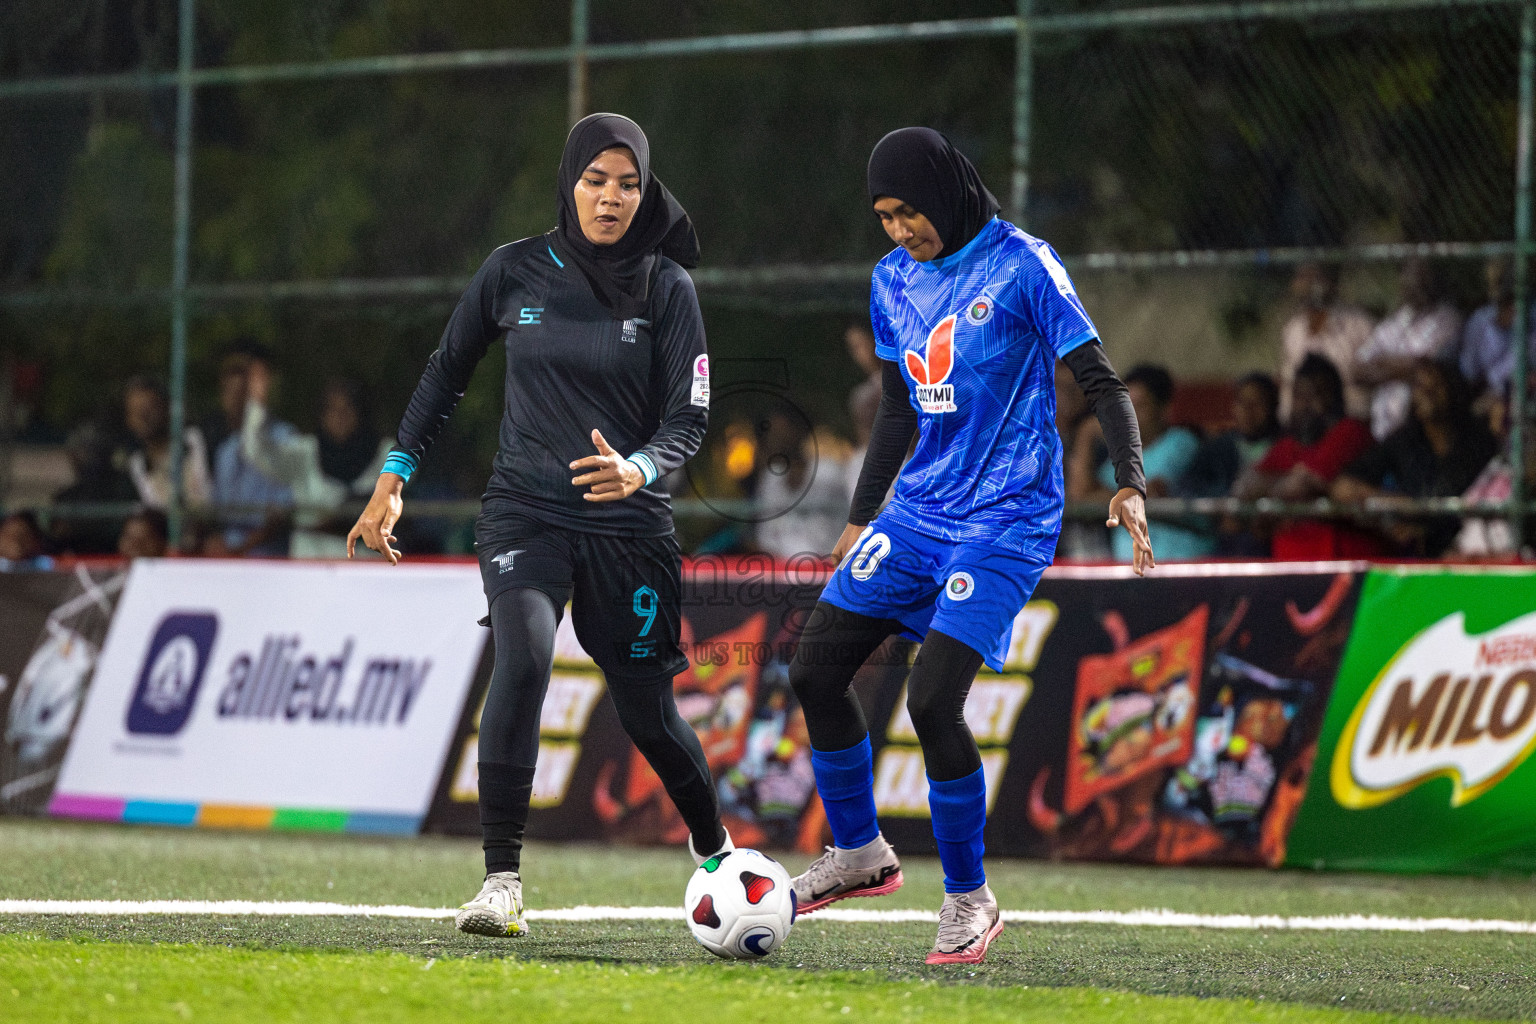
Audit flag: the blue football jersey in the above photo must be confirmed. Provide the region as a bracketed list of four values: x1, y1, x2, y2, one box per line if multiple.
[870, 216, 1098, 555]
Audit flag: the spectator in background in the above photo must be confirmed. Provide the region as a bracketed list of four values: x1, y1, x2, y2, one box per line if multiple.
[117, 508, 169, 560]
[241, 367, 391, 557]
[122, 375, 213, 511]
[1458, 257, 1535, 432]
[209, 343, 295, 556]
[50, 420, 139, 555]
[1354, 258, 1464, 441]
[0, 511, 54, 572]
[1332, 359, 1496, 557]
[1073, 364, 1212, 561]
[1279, 262, 1374, 422]
[1236, 355, 1378, 559]
[753, 410, 851, 560]
[1181, 372, 1282, 498]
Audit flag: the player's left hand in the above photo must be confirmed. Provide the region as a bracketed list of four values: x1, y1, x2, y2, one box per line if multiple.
[1107, 487, 1155, 576]
[571, 428, 644, 502]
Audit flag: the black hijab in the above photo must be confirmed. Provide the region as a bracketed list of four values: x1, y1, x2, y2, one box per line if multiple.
[866, 127, 1000, 258]
[552, 113, 700, 320]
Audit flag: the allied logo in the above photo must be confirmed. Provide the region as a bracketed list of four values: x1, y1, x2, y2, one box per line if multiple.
[946, 571, 976, 602]
[965, 297, 993, 325]
[906, 314, 958, 414]
[1331, 610, 1536, 809]
[492, 549, 525, 575]
[126, 612, 218, 736]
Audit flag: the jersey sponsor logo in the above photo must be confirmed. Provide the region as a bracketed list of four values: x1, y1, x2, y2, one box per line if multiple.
[1331, 610, 1536, 809]
[905, 314, 957, 414]
[1032, 243, 1079, 303]
[126, 613, 219, 736]
[492, 549, 525, 575]
[945, 571, 976, 602]
[965, 296, 993, 325]
[621, 318, 647, 343]
[518, 307, 544, 325]
[691, 354, 710, 408]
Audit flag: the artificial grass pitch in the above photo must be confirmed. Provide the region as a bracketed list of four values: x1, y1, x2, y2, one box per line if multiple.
[0, 935, 1504, 1024]
[2, 820, 1536, 1021]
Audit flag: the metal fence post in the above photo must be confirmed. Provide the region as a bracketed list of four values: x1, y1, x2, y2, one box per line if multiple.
[569, 0, 589, 126]
[167, 0, 196, 548]
[1511, 2, 1535, 552]
[1010, 0, 1034, 227]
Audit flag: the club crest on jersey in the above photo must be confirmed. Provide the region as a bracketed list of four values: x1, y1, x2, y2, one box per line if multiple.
[906, 314, 958, 414]
[965, 296, 993, 325]
[946, 571, 976, 601]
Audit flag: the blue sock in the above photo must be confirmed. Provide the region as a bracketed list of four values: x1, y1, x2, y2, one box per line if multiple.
[810, 737, 880, 849]
[928, 767, 987, 894]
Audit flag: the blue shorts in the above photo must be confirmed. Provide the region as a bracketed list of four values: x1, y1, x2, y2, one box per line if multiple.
[819, 517, 1052, 672]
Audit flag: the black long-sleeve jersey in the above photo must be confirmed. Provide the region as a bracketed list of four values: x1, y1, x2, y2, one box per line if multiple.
[390, 233, 709, 536]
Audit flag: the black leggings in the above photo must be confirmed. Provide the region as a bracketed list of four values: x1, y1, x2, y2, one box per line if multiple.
[477, 587, 724, 875]
[788, 601, 985, 782]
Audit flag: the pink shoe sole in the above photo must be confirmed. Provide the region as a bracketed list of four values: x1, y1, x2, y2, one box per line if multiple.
[925, 917, 1004, 965]
[795, 870, 905, 917]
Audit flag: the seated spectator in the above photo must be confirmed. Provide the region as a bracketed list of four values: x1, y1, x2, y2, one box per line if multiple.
[50, 420, 139, 555]
[1180, 372, 1282, 498]
[209, 343, 296, 557]
[121, 375, 213, 511]
[240, 368, 391, 557]
[1075, 364, 1213, 561]
[1279, 262, 1375, 422]
[753, 411, 851, 560]
[1236, 355, 1379, 559]
[117, 508, 169, 560]
[0, 511, 55, 572]
[1354, 258, 1464, 441]
[1332, 360, 1497, 557]
[1458, 257, 1535, 432]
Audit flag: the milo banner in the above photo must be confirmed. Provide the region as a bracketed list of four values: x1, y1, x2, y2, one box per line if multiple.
[427, 561, 1360, 869]
[1286, 567, 1536, 873]
[0, 567, 126, 815]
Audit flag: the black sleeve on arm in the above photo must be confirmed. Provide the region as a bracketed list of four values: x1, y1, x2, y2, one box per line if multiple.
[389, 253, 505, 470]
[633, 271, 709, 483]
[1063, 341, 1146, 496]
[848, 359, 918, 526]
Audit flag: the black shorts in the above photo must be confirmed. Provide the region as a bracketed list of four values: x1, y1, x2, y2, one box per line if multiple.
[475, 504, 687, 681]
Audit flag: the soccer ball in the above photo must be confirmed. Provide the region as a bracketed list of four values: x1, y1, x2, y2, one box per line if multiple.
[684, 848, 796, 959]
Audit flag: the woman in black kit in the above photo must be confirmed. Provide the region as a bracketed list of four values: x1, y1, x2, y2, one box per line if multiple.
[349, 114, 730, 937]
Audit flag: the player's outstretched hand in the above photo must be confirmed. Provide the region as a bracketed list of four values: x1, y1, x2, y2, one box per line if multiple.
[348, 473, 405, 564]
[1107, 487, 1155, 577]
[830, 522, 865, 564]
[571, 428, 644, 502]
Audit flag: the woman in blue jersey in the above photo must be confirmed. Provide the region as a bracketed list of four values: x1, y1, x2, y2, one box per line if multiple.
[788, 128, 1153, 965]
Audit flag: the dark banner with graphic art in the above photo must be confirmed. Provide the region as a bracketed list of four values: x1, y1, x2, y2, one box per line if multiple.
[425, 561, 1361, 870]
[0, 566, 126, 815]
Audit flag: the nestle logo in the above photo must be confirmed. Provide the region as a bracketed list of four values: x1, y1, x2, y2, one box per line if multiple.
[126, 613, 219, 735]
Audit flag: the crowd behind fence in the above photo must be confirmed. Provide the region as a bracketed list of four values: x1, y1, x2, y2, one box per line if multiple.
[0, 0, 1532, 561]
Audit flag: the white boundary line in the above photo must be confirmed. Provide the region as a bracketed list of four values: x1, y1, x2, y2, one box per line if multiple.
[2, 900, 1535, 934]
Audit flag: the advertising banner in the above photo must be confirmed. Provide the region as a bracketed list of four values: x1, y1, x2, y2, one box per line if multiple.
[429, 560, 1359, 869]
[1286, 567, 1536, 872]
[0, 567, 126, 814]
[51, 560, 486, 834]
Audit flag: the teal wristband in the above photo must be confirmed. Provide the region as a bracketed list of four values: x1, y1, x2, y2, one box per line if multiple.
[381, 452, 418, 483]
[625, 452, 659, 486]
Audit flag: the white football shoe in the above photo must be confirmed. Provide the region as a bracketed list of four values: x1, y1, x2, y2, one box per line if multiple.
[454, 871, 528, 937]
[791, 834, 904, 915]
[689, 827, 735, 866]
[925, 884, 1003, 965]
